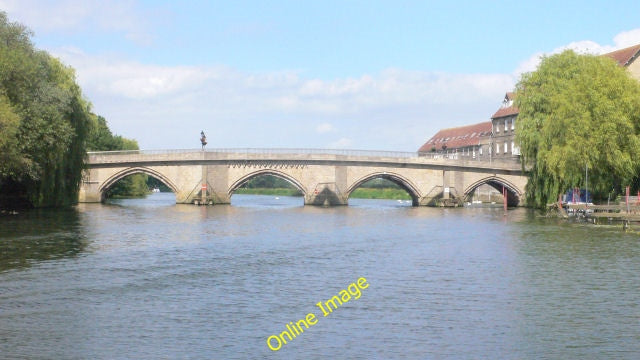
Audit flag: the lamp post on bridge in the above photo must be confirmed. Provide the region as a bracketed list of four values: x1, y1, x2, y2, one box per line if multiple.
[200, 131, 207, 150]
[200, 130, 209, 204]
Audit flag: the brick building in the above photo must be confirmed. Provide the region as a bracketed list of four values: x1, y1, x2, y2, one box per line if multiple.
[417, 121, 492, 159]
[490, 92, 519, 157]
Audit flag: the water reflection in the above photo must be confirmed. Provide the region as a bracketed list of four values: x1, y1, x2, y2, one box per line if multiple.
[0, 208, 87, 272]
[1, 193, 639, 358]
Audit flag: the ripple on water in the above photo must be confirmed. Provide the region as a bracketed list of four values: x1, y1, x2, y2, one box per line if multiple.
[1, 194, 639, 359]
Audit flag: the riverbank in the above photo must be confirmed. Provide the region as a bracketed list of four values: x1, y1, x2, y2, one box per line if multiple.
[349, 188, 411, 200]
[234, 188, 303, 196]
[0, 194, 33, 212]
[233, 187, 412, 199]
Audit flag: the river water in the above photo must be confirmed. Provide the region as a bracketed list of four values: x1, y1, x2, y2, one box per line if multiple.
[0, 193, 638, 359]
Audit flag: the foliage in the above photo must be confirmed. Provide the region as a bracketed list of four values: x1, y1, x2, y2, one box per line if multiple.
[0, 12, 145, 207]
[515, 50, 640, 208]
[86, 114, 139, 151]
[146, 177, 171, 192]
[234, 188, 303, 196]
[349, 188, 411, 200]
[85, 117, 149, 197]
[239, 175, 297, 189]
[235, 175, 409, 199]
[105, 174, 149, 198]
[0, 12, 92, 207]
[358, 178, 402, 189]
[0, 95, 24, 177]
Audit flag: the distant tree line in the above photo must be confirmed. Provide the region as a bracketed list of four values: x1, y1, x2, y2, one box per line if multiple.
[358, 178, 401, 189]
[240, 175, 294, 189]
[0, 12, 144, 208]
[239, 175, 402, 190]
[86, 115, 149, 198]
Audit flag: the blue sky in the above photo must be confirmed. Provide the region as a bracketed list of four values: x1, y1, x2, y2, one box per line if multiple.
[2, 0, 640, 150]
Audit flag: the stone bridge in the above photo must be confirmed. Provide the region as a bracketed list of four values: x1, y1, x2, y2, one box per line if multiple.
[79, 149, 528, 206]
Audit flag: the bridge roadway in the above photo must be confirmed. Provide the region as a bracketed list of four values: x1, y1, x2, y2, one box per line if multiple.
[79, 148, 527, 206]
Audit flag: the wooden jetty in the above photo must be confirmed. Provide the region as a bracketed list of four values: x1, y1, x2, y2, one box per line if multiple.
[562, 203, 640, 229]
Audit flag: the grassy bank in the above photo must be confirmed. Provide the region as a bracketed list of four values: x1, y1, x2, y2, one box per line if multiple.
[234, 188, 303, 196]
[108, 194, 150, 199]
[349, 188, 411, 200]
[235, 187, 411, 200]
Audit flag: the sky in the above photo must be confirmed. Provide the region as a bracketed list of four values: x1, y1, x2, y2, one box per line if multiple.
[2, 0, 640, 151]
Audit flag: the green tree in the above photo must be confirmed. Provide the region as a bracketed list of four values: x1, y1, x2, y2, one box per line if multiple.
[0, 12, 92, 207]
[0, 95, 26, 177]
[146, 176, 171, 192]
[86, 115, 119, 151]
[104, 137, 149, 198]
[515, 50, 640, 208]
[86, 114, 141, 152]
[0, 12, 147, 208]
[105, 174, 149, 198]
[240, 175, 295, 189]
[86, 120, 149, 197]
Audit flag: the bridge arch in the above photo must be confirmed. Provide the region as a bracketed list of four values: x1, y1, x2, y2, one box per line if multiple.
[346, 172, 422, 206]
[99, 166, 179, 201]
[227, 169, 307, 197]
[463, 176, 523, 207]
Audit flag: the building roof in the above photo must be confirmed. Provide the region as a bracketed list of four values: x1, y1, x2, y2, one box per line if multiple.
[491, 105, 519, 119]
[602, 44, 640, 66]
[491, 92, 519, 119]
[418, 121, 492, 152]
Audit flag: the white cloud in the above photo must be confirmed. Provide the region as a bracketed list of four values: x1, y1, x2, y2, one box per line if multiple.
[613, 29, 640, 49]
[4, 2, 640, 153]
[49, 47, 515, 151]
[316, 123, 335, 134]
[47, 32, 640, 152]
[514, 28, 640, 75]
[0, 0, 154, 45]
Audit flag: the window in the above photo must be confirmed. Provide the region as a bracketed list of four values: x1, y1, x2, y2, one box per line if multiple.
[495, 121, 500, 133]
[511, 118, 515, 130]
[496, 143, 500, 154]
[505, 119, 510, 132]
[513, 144, 520, 155]
[504, 142, 508, 153]
[479, 147, 483, 155]
[511, 141, 514, 154]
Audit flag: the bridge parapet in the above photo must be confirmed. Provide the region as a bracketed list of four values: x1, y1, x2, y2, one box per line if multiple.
[87, 148, 522, 171]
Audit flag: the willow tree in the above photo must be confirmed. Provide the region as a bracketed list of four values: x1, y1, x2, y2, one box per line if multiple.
[515, 50, 640, 208]
[0, 12, 91, 207]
